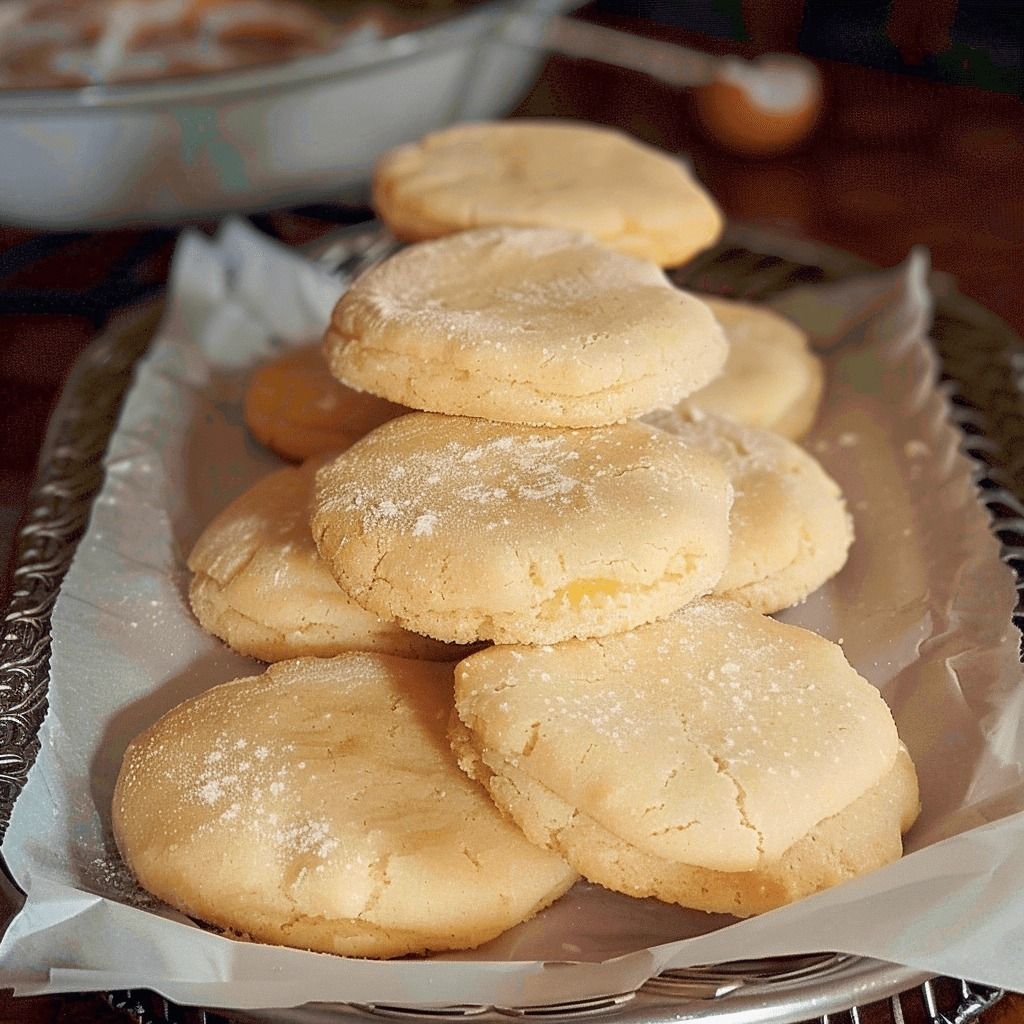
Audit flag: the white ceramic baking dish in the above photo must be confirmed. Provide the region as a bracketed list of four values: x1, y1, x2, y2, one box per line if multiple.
[0, 0, 571, 228]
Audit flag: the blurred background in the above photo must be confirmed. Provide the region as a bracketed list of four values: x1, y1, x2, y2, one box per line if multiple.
[597, 0, 1021, 93]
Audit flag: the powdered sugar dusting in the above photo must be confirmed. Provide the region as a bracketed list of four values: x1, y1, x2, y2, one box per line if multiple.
[644, 407, 793, 477]
[458, 599, 895, 858]
[172, 733, 345, 859]
[327, 421, 658, 538]
[412, 512, 439, 537]
[341, 225, 678, 358]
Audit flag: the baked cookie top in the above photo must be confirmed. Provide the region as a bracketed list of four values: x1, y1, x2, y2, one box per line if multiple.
[453, 716, 919, 917]
[683, 296, 824, 440]
[312, 413, 733, 645]
[243, 343, 406, 462]
[644, 409, 853, 612]
[325, 226, 727, 427]
[373, 120, 723, 267]
[113, 654, 577, 959]
[453, 599, 899, 873]
[188, 458, 460, 662]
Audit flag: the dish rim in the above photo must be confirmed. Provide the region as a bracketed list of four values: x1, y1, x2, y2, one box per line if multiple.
[0, 0, 567, 113]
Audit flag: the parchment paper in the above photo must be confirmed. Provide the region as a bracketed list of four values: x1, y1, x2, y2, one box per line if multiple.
[1, 220, 1022, 1008]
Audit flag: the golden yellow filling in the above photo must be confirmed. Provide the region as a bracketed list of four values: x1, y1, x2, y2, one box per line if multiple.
[558, 579, 625, 607]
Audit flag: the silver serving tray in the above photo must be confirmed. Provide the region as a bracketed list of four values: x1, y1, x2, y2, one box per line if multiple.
[1, 224, 1020, 1024]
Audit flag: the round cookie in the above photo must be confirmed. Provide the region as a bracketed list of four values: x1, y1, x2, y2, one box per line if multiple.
[244, 343, 406, 461]
[452, 599, 900, 874]
[644, 408, 853, 612]
[324, 226, 728, 428]
[373, 120, 723, 267]
[454, 724, 918, 917]
[682, 297, 824, 440]
[113, 654, 578, 959]
[312, 413, 733, 645]
[188, 458, 460, 662]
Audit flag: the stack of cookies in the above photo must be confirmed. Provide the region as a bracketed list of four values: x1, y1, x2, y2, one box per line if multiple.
[114, 121, 919, 961]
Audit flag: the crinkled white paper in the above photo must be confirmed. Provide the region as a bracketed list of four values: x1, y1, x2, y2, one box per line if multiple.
[1, 221, 1022, 1009]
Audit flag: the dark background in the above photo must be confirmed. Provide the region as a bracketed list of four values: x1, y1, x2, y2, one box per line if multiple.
[594, 0, 1023, 95]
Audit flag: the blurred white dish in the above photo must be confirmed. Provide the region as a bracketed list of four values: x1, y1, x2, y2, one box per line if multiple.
[0, 0, 567, 228]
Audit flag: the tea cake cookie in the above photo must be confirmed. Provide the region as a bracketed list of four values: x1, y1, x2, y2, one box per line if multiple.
[452, 600, 899, 873]
[645, 409, 853, 612]
[682, 297, 823, 440]
[188, 459, 459, 662]
[312, 413, 732, 645]
[454, 722, 918, 917]
[244, 343, 406, 461]
[113, 654, 578, 958]
[373, 120, 723, 267]
[325, 227, 727, 427]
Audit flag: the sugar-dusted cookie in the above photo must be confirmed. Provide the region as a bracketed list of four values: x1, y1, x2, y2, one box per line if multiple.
[454, 722, 918, 917]
[644, 409, 853, 612]
[312, 413, 733, 645]
[452, 600, 900, 874]
[113, 654, 577, 959]
[324, 227, 727, 428]
[188, 458, 460, 662]
[682, 297, 824, 440]
[373, 120, 723, 267]
[243, 343, 406, 461]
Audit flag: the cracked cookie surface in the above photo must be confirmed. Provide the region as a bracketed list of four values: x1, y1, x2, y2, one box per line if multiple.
[312, 413, 733, 645]
[113, 653, 577, 958]
[188, 458, 460, 662]
[644, 409, 853, 612]
[452, 599, 899, 874]
[452, 719, 918, 916]
[678, 297, 824, 440]
[324, 226, 727, 427]
[372, 120, 723, 267]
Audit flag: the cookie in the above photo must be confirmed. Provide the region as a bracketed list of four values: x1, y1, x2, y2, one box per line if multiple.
[452, 599, 900, 873]
[243, 343, 406, 461]
[188, 458, 460, 662]
[373, 120, 723, 267]
[312, 413, 733, 645]
[644, 409, 853, 612]
[324, 227, 727, 428]
[682, 297, 824, 440]
[454, 722, 918, 917]
[113, 654, 577, 958]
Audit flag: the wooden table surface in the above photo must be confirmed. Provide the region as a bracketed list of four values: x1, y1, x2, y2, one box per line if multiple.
[0, 8, 1022, 1022]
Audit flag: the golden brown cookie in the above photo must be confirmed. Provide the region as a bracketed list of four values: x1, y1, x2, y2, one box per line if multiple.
[113, 654, 578, 958]
[325, 227, 727, 427]
[683, 297, 824, 440]
[312, 413, 733, 645]
[188, 458, 460, 662]
[243, 343, 406, 461]
[373, 120, 723, 266]
[644, 409, 853, 612]
[453, 721, 918, 917]
[452, 600, 900, 874]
